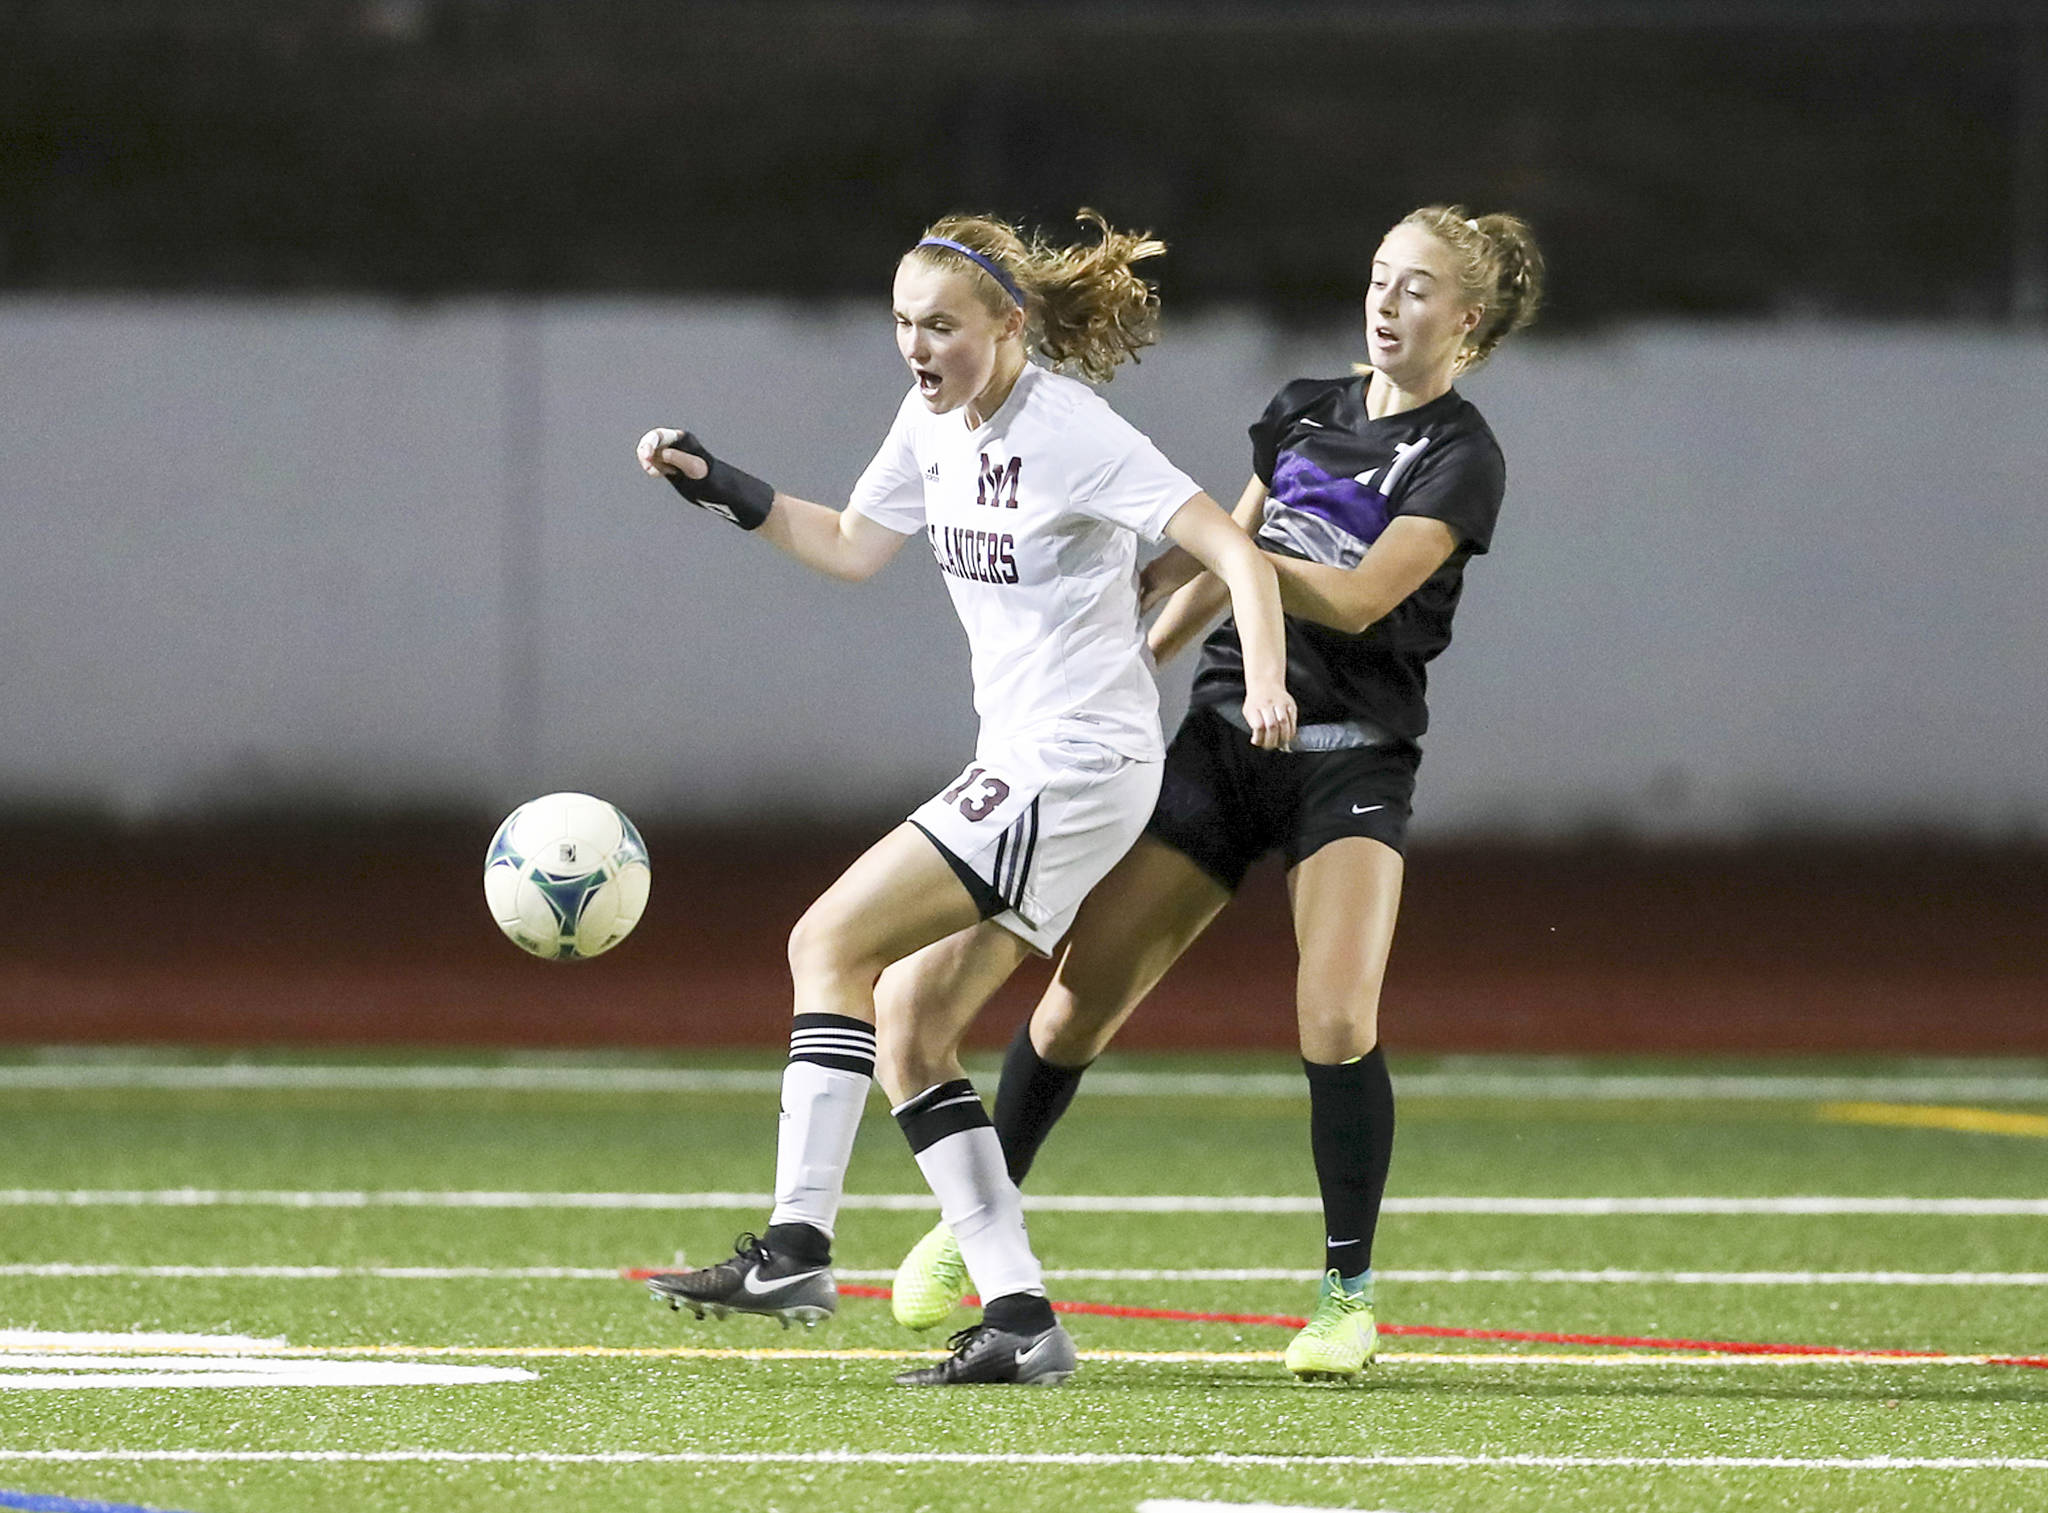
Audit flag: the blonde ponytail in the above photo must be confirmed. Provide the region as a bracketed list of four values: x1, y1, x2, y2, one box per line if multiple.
[1397, 205, 1546, 373]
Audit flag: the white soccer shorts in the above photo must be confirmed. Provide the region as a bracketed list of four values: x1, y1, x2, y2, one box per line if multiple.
[909, 738, 1163, 955]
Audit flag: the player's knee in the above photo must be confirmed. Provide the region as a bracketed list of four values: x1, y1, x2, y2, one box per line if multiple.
[1295, 983, 1380, 1062]
[871, 1005, 955, 1102]
[786, 902, 865, 987]
[1033, 986, 1123, 1064]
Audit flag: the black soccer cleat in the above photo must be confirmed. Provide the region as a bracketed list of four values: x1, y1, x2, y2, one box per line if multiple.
[644, 1232, 837, 1329]
[892, 1319, 1079, 1387]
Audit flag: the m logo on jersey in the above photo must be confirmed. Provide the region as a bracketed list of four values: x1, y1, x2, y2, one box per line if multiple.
[977, 452, 1022, 509]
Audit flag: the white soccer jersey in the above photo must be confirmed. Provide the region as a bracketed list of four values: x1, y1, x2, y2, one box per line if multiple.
[848, 363, 1198, 760]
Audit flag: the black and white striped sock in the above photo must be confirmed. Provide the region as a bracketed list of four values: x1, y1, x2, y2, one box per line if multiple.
[895, 1078, 1045, 1305]
[766, 1014, 877, 1243]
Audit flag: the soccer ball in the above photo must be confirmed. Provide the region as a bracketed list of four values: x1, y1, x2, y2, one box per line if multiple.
[483, 792, 651, 961]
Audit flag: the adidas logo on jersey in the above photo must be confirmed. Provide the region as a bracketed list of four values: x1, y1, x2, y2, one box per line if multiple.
[924, 462, 941, 481]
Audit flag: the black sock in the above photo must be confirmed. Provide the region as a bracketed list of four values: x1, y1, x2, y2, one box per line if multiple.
[762, 1221, 831, 1268]
[981, 1290, 1057, 1335]
[1304, 1048, 1395, 1279]
[991, 1019, 1089, 1185]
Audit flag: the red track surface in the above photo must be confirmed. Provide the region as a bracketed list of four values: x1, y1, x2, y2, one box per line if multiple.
[5, 819, 2045, 1052]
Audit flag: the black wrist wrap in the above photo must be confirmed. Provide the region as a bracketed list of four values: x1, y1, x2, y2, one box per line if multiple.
[662, 431, 775, 530]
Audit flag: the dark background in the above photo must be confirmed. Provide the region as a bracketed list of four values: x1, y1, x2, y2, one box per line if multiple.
[6, 2, 2045, 323]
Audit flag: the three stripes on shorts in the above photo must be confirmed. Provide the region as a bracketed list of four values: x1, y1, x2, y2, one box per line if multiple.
[989, 797, 1040, 914]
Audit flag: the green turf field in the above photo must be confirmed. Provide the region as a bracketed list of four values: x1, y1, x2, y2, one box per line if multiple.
[3, 1050, 2047, 1513]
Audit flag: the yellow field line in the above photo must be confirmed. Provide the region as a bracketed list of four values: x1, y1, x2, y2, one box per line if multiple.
[1820, 1102, 2048, 1138]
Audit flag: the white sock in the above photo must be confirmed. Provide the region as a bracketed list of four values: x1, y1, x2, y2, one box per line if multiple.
[767, 1015, 876, 1240]
[895, 1080, 1044, 1302]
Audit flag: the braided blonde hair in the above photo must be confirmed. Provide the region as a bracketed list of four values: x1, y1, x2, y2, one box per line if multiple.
[907, 209, 1165, 384]
[1396, 205, 1546, 373]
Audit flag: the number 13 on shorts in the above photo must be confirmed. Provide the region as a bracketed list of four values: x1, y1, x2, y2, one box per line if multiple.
[939, 765, 1013, 822]
[910, 741, 1162, 953]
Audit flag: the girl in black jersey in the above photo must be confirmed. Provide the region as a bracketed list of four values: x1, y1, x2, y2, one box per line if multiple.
[888, 205, 1546, 1381]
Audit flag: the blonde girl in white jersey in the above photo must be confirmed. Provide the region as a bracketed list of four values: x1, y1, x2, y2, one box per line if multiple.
[634, 210, 1295, 1386]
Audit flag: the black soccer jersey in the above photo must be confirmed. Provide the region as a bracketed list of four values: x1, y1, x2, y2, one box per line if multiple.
[1189, 375, 1506, 741]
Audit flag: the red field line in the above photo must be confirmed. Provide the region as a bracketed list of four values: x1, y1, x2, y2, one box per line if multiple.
[829, 1283, 1315, 1332]
[623, 1276, 2048, 1370]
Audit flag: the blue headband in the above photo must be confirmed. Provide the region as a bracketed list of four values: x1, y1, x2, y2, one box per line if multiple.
[915, 236, 1027, 308]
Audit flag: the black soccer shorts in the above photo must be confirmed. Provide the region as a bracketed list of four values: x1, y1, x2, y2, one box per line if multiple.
[1144, 704, 1421, 892]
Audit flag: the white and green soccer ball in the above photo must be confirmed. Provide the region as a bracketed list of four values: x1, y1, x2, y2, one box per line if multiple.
[484, 792, 651, 961]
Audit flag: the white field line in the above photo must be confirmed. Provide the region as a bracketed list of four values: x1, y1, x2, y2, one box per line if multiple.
[7, 1263, 2048, 1287]
[0, 1332, 536, 1388]
[2, 1449, 2046, 1471]
[5, 1189, 2048, 1215]
[0, 1360, 535, 1390]
[7, 1062, 2048, 1103]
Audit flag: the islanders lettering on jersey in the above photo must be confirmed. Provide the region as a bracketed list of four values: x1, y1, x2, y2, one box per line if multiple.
[929, 523, 1019, 585]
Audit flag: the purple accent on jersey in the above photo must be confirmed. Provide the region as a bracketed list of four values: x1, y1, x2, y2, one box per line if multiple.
[1269, 450, 1393, 546]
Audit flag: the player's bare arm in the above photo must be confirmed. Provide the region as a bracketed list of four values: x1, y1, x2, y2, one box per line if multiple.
[1148, 509, 1459, 660]
[1141, 473, 1267, 663]
[1161, 491, 1297, 750]
[638, 426, 908, 581]
[754, 496, 909, 582]
[1267, 515, 1460, 634]
[1138, 475, 1267, 614]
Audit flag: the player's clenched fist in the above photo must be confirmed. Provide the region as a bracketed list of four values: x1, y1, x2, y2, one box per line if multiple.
[1242, 689, 1299, 751]
[637, 428, 708, 482]
[636, 426, 777, 531]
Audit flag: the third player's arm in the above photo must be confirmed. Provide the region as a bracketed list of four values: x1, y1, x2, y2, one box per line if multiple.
[1149, 496, 1461, 661]
[1267, 515, 1460, 634]
[1161, 492, 1296, 749]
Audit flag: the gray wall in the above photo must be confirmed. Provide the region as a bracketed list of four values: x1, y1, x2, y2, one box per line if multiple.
[4, 298, 2044, 837]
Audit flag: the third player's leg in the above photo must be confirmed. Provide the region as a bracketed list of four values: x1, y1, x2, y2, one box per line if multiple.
[1029, 834, 1233, 1064]
[1281, 834, 1405, 1378]
[1288, 835, 1405, 1060]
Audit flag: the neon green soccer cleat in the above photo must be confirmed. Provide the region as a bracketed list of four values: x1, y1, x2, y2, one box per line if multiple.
[1283, 1269, 1378, 1381]
[890, 1221, 972, 1331]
